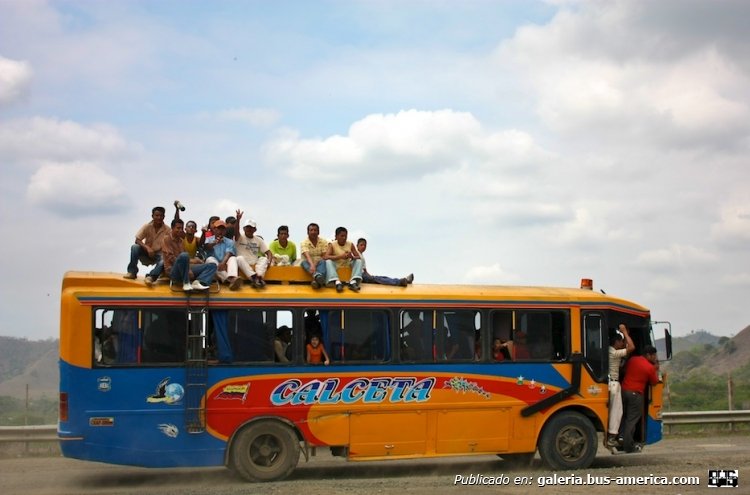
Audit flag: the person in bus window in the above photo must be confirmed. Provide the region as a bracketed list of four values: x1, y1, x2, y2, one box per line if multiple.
[513, 330, 530, 359]
[356, 238, 413, 287]
[493, 338, 512, 361]
[124, 206, 169, 282]
[607, 324, 634, 447]
[273, 326, 292, 363]
[301, 222, 329, 289]
[620, 345, 660, 453]
[306, 334, 330, 365]
[324, 227, 363, 292]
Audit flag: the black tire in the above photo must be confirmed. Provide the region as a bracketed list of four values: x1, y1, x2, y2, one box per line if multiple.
[229, 420, 300, 482]
[497, 452, 535, 469]
[538, 411, 597, 470]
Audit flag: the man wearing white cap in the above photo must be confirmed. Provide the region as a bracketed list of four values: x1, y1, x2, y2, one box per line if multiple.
[234, 209, 272, 288]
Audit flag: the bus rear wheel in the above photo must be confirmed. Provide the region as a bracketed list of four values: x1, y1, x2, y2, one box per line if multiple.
[538, 411, 596, 470]
[230, 421, 300, 482]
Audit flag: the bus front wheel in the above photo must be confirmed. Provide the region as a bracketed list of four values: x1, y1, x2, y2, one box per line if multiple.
[538, 411, 597, 470]
[229, 420, 300, 482]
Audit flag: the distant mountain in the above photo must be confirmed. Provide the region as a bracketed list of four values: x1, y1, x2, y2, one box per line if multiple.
[0, 337, 58, 400]
[660, 325, 750, 379]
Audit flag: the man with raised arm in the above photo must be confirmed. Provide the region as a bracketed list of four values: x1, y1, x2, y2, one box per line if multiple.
[160, 218, 217, 291]
[607, 323, 635, 447]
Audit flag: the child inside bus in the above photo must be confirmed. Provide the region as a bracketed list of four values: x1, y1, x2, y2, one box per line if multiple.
[492, 338, 512, 361]
[306, 335, 330, 365]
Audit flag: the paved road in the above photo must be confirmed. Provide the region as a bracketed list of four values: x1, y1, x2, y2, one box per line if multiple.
[1, 434, 747, 495]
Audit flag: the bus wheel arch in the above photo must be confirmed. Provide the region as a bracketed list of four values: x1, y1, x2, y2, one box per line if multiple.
[228, 418, 301, 482]
[538, 410, 597, 470]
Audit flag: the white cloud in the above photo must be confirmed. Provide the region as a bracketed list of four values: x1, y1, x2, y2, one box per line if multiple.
[27, 162, 129, 216]
[463, 263, 520, 285]
[720, 273, 750, 287]
[264, 109, 551, 184]
[0, 117, 137, 166]
[498, 1, 750, 148]
[633, 244, 717, 272]
[711, 199, 750, 248]
[0, 55, 32, 106]
[215, 107, 282, 128]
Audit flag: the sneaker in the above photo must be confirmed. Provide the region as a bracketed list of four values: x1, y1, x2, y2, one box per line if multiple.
[254, 278, 265, 288]
[311, 273, 324, 289]
[406, 273, 414, 284]
[123, 272, 137, 280]
[144, 276, 155, 287]
[606, 436, 618, 448]
[191, 280, 210, 290]
[229, 277, 242, 291]
[349, 281, 360, 292]
[336, 282, 344, 293]
[182, 283, 193, 292]
[399, 278, 408, 287]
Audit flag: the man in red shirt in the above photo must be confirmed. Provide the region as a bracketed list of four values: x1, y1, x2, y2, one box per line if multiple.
[620, 345, 660, 453]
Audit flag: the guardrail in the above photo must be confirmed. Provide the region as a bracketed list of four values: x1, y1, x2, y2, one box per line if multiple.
[0, 425, 57, 443]
[0, 411, 747, 443]
[662, 410, 750, 425]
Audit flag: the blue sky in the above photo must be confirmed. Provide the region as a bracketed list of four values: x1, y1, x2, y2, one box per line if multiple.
[1, 0, 749, 340]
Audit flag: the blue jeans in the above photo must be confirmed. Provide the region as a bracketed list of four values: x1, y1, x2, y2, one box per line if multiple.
[363, 271, 402, 286]
[301, 259, 326, 279]
[170, 253, 217, 285]
[127, 244, 162, 277]
[325, 259, 363, 284]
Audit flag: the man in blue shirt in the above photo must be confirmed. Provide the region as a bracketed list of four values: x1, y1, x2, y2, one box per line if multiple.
[204, 220, 242, 290]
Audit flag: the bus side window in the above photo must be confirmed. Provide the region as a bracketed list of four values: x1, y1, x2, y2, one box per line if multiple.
[440, 310, 479, 361]
[399, 310, 431, 362]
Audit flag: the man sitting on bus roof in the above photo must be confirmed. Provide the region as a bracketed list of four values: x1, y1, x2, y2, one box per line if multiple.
[160, 218, 217, 291]
[324, 226, 363, 292]
[204, 220, 242, 291]
[234, 209, 272, 288]
[124, 206, 169, 283]
[300, 222, 328, 289]
[356, 238, 413, 287]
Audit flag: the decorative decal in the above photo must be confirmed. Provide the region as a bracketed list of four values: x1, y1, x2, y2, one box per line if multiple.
[158, 423, 179, 438]
[97, 376, 111, 392]
[528, 379, 537, 389]
[216, 383, 250, 402]
[516, 375, 525, 385]
[539, 384, 547, 394]
[587, 385, 602, 396]
[443, 376, 490, 399]
[147, 377, 185, 404]
[270, 377, 435, 406]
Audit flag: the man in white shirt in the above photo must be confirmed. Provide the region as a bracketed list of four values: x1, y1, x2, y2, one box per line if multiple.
[234, 210, 272, 288]
[607, 323, 634, 447]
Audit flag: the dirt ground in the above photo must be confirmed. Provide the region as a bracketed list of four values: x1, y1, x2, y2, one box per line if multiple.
[1, 433, 747, 495]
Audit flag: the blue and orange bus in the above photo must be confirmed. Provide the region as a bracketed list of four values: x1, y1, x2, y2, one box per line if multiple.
[58, 270, 670, 481]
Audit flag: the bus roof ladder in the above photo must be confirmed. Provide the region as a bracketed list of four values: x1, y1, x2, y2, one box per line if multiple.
[185, 293, 209, 434]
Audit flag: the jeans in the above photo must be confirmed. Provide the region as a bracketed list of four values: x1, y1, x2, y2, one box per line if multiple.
[127, 244, 162, 277]
[324, 259, 363, 284]
[170, 253, 217, 285]
[621, 390, 644, 452]
[363, 271, 402, 286]
[301, 259, 326, 279]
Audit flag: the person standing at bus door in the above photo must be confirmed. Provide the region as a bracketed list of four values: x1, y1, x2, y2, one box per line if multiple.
[306, 335, 330, 365]
[607, 324, 635, 447]
[620, 345, 660, 453]
[233, 210, 272, 288]
[274, 326, 292, 363]
[160, 218, 217, 291]
[269, 225, 297, 265]
[323, 227, 364, 292]
[356, 238, 414, 287]
[300, 222, 329, 289]
[204, 220, 243, 290]
[125, 206, 169, 282]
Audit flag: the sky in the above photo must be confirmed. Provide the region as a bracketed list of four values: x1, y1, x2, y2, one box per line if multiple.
[1, 0, 748, 341]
